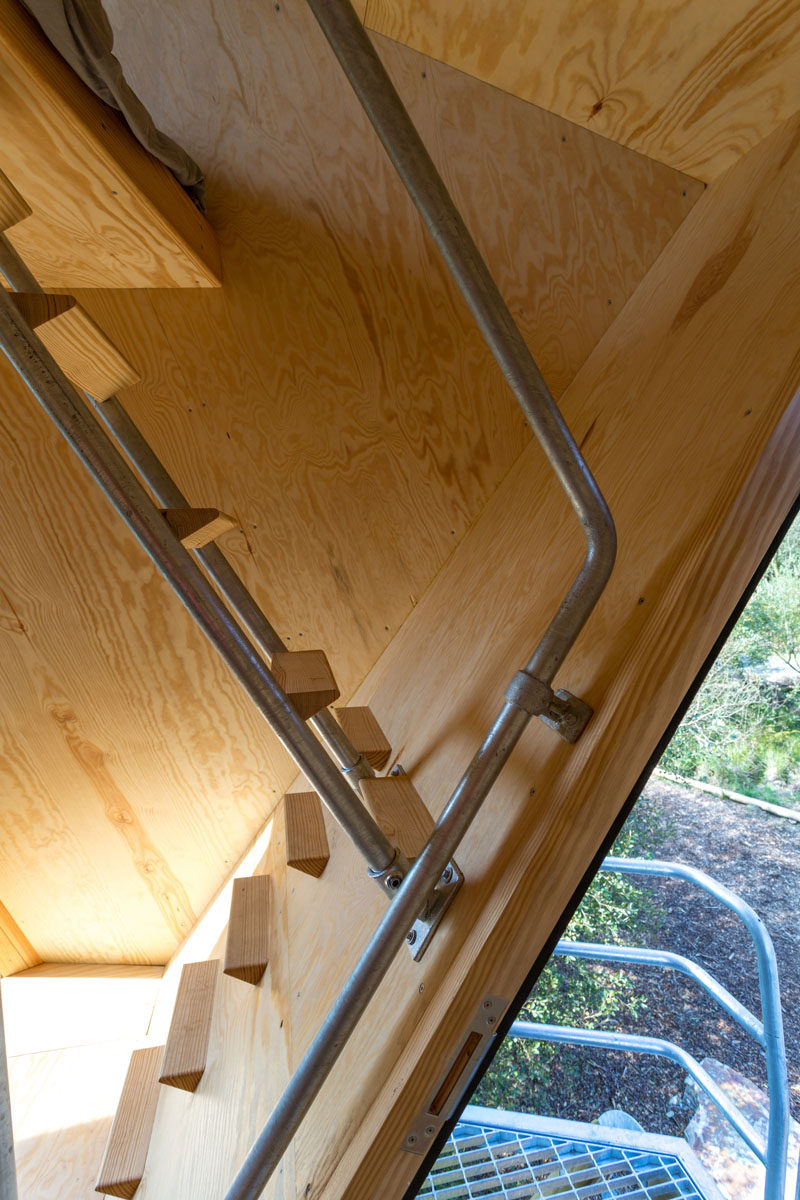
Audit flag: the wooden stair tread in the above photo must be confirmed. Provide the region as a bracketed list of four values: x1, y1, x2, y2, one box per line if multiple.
[10, 291, 139, 400]
[334, 706, 391, 771]
[159, 960, 217, 1092]
[359, 776, 434, 860]
[162, 507, 238, 550]
[284, 792, 330, 878]
[0, 166, 31, 231]
[95, 1043, 164, 1198]
[270, 649, 340, 720]
[224, 875, 269, 985]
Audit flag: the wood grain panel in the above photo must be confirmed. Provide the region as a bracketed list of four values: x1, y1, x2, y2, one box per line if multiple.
[96, 1045, 164, 1198]
[0, 0, 700, 967]
[366, 0, 800, 181]
[0, 0, 220, 287]
[132, 114, 800, 1200]
[8, 1041, 136, 1200]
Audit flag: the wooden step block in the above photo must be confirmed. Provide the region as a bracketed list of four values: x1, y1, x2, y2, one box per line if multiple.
[285, 792, 330, 878]
[95, 1043, 164, 1198]
[270, 649, 340, 720]
[334, 706, 392, 771]
[10, 292, 139, 400]
[0, 167, 31, 231]
[224, 875, 269, 985]
[162, 506, 237, 550]
[359, 776, 435, 860]
[159, 960, 217, 1092]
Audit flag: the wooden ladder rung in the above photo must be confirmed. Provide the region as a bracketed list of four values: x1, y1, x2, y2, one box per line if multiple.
[270, 649, 340, 720]
[284, 792, 330, 878]
[224, 875, 270, 985]
[162, 506, 237, 549]
[359, 776, 434, 860]
[10, 291, 139, 400]
[159, 960, 218, 1092]
[94, 1043, 164, 1198]
[334, 706, 391, 771]
[0, 166, 31, 231]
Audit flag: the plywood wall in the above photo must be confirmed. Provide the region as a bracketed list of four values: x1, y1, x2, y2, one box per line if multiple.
[0, 0, 701, 966]
[124, 108, 800, 1200]
[366, 0, 800, 181]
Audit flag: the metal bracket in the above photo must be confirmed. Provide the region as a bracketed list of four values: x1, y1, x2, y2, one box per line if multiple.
[506, 671, 593, 744]
[402, 994, 507, 1154]
[539, 688, 593, 743]
[404, 859, 464, 961]
[368, 845, 411, 896]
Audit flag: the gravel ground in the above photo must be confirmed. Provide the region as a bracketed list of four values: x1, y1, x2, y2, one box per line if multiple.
[523, 777, 800, 1135]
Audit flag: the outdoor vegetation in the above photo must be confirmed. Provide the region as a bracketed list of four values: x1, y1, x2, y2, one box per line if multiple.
[475, 509, 800, 1115]
[661, 514, 800, 808]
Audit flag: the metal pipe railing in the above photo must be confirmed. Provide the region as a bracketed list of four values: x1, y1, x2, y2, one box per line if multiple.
[0, 984, 18, 1200]
[509, 1020, 767, 1164]
[305, 0, 617, 690]
[0, 233, 375, 792]
[0, 287, 397, 880]
[221, 2, 616, 1194]
[601, 858, 790, 1200]
[554, 940, 765, 1044]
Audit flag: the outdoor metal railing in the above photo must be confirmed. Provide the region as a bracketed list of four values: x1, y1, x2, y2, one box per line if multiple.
[0, 0, 616, 1193]
[510, 858, 795, 1200]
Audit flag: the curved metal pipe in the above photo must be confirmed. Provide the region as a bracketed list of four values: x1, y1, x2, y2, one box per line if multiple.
[304, 0, 616, 685]
[601, 858, 790, 1200]
[510, 1020, 767, 1165]
[554, 940, 765, 1044]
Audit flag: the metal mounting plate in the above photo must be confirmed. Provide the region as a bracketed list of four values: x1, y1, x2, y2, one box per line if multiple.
[402, 994, 507, 1154]
[405, 860, 464, 961]
[539, 688, 593, 743]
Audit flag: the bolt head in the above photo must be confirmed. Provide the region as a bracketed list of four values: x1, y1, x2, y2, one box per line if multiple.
[386, 873, 403, 890]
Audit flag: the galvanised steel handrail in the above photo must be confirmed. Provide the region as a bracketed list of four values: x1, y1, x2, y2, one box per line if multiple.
[511, 1021, 767, 1163]
[520, 858, 793, 1200]
[553, 941, 765, 1044]
[220, 0, 616, 1195]
[0, 0, 615, 1192]
[0, 234, 394, 879]
[0, 285, 401, 883]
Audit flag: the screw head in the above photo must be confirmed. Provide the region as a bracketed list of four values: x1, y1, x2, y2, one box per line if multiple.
[406, 1133, 418, 1146]
[486, 1015, 496, 1025]
[482, 1000, 493, 1010]
[424, 1124, 436, 1136]
[406, 929, 417, 945]
[385, 872, 403, 891]
[441, 866, 453, 884]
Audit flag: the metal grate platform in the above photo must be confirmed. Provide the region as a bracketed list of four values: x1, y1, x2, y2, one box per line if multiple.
[419, 1110, 721, 1200]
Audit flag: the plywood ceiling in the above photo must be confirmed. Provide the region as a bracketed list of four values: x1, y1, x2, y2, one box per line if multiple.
[365, 0, 800, 181]
[0, 0, 701, 967]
